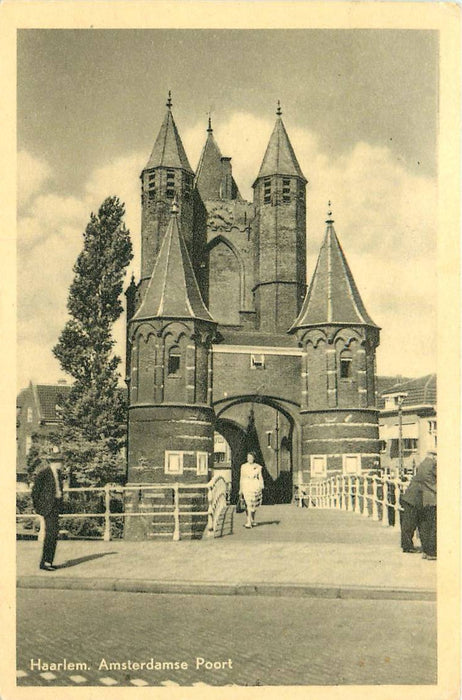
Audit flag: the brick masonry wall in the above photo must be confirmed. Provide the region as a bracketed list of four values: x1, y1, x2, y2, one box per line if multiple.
[253, 177, 306, 333]
[140, 169, 195, 282]
[212, 351, 302, 406]
[127, 405, 214, 484]
[299, 409, 380, 481]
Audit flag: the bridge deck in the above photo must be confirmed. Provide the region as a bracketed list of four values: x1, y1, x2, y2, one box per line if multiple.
[17, 505, 436, 595]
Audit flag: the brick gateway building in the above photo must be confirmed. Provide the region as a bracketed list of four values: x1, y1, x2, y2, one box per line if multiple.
[125, 95, 381, 533]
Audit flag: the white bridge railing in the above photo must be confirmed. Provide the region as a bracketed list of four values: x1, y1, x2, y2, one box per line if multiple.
[16, 475, 230, 542]
[293, 474, 406, 529]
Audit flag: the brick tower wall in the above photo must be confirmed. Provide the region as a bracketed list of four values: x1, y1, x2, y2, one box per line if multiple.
[253, 176, 306, 333]
[299, 408, 381, 481]
[140, 168, 195, 283]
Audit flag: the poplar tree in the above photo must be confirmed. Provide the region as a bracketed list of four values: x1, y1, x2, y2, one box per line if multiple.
[53, 197, 133, 486]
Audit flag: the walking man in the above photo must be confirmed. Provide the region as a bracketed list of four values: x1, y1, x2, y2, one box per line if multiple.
[31, 457, 64, 571]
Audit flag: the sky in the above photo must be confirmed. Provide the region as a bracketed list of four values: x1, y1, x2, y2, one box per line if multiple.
[17, 29, 438, 390]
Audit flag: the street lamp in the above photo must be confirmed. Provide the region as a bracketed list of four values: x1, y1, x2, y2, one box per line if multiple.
[396, 392, 408, 476]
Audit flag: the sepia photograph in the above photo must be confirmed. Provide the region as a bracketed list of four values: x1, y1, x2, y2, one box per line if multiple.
[1, 3, 459, 698]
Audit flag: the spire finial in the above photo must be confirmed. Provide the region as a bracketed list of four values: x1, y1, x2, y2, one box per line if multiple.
[171, 196, 179, 215]
[326, 200, 334, 225]
[166, 90, 172, 109]
[276, 100, 282, 117]
[207, 110, 213, 133]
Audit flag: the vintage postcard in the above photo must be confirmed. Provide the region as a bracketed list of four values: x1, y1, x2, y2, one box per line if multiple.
[0, 2, 460, 699]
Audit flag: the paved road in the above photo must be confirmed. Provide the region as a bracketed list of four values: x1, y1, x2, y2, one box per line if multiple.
[17, 589, 437, 687]
[17, 507, 436, 593]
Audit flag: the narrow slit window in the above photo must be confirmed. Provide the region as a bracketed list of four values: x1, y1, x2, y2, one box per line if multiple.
[250, 354, 265, 370]
[168, 347, 181, 376]
[340, 356, 352, 378]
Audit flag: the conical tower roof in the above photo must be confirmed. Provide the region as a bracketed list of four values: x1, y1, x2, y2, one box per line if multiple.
[195, 118, 241, 200]
[291, 210, 379, 330]
[144, 93, 193, 173]
[254, 104, 306, 185]
[132, 202, 214, 323]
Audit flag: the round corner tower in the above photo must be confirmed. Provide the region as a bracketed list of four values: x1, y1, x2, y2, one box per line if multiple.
[127, 202, 217, 488]
[289, 208, 381, 483]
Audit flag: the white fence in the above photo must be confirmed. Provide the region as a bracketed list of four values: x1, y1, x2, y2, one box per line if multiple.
[16, 475, 230, 542]
[293, 473, 406, 528]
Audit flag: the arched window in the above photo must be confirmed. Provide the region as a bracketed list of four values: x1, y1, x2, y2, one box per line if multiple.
[168, 346, 181, 376]
[207, 238, 241, 325]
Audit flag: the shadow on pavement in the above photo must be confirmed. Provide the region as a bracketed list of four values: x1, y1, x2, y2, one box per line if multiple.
[253, 520, 280, 527]
[57, 552, 118, 569]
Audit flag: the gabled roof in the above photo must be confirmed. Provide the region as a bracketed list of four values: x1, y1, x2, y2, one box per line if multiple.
[144, 106, 193, 173]
[254, 115, 306, 184]
[36, 384, 71, 421]
[291, 217, 378, 330]
[132, 203, 215, 323]
[379, 374, 437, 409]
[376, 376, 411, 399]
[195, 122, 241, 200]
[17, 383, 127, 422]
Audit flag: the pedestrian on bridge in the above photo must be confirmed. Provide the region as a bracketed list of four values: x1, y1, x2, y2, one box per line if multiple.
[400, 450, 437, 559]
[239, 452, 264, 529]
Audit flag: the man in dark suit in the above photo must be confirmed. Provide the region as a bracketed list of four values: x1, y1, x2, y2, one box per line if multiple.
[400, 450, 437, 558]
[31, 458, 64, 571]
[418, 451, 437, 559]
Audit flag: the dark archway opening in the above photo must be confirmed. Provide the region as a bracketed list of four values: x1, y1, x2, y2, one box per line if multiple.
[214, 397, 297, 505]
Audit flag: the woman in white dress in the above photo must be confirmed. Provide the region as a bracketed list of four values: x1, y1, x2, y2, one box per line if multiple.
[239, 452, 264, 528]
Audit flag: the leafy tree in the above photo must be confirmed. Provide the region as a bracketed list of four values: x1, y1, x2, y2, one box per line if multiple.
[53, 197, 133, 486]
[26, 432, 60, 480]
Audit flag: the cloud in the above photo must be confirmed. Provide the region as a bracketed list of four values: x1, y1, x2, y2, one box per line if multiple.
[17, 151, 52, 209]
[184, 112, 437, 376]
[17, 152, 144, 389]
[17, 112, 437, 389]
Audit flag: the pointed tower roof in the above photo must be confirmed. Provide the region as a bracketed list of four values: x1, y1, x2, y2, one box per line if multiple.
[254, 102, 306, 184]
[144, 92, 193, 173]
[195, 117, 241, 200]
[291, 206, 379, 330]
[132, 201, 214, 323]
[195, 118, 225, 200]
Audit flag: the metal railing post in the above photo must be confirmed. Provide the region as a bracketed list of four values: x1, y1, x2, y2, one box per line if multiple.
[371, 477, 379, 521]
[361, 476, 369, 517]
[103, 484, 111, 542]
[335, 475, 340, 509]
[207, 480, 214, 536]
[393, 480, 401, 529]
[172, 483, 180, 541]
[354, 475, 361, 514]
[381, 479, 389, 527]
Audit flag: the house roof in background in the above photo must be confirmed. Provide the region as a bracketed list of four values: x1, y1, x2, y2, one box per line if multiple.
[378, 373, 437, 409]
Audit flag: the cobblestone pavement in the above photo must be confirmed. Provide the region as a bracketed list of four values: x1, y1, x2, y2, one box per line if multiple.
[17, 589, 437, 687]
